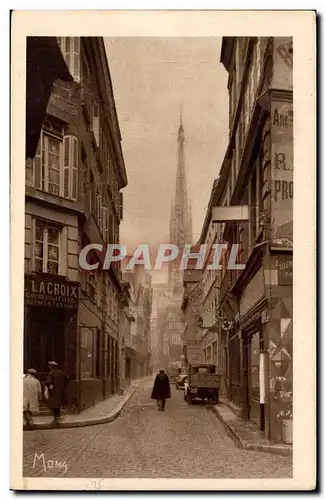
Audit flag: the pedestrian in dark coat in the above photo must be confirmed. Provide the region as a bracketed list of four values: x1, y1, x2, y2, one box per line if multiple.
[46, 361, 69, 425]
[151, 369, 171, 411]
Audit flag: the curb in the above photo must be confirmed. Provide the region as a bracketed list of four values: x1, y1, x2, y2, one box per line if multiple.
[24, 384, 140, 431]
[212, 406, 292, 457]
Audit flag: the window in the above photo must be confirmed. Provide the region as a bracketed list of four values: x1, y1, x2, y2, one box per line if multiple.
[102, 206, 109, 242]
[96, 191, 102, 230]
[92, 102, 100, 146]
[26, 131, 78, 200]
[41, 133, 61, 195]
[80, 153, 89, 208]
[80, 327, 100, 379]
[58, 37, 80, 82]
[34, 221, 60, 275]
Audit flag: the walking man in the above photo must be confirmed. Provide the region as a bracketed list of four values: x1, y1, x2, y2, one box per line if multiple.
[46, 361, 69, 426]
[151, 368, 171, 411]
[23, 368, 42, 427]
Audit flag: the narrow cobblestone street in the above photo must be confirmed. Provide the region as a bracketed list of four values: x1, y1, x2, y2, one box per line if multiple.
[23, 379, 292, 479]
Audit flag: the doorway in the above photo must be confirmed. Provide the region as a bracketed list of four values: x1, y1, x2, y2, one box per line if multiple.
[249, 331, 261, 426]
[25, 307, 66, 375]
[244, 329, 263, 429]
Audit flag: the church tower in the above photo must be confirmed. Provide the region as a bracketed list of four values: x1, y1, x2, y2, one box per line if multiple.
[168, 113, 193, 298]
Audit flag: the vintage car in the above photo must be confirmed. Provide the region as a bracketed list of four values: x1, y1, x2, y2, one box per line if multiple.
[175, 373, 188, 390]
[184, 364, 220, 404]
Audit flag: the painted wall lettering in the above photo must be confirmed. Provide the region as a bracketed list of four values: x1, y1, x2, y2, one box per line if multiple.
[271, 99, 293, 242]
[274, 180, 293, 202]
[273, 108, 293, 128]
[274, 152, 293, 171]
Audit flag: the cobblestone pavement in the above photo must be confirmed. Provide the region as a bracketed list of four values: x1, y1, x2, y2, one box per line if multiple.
[23, 379, 292, 478]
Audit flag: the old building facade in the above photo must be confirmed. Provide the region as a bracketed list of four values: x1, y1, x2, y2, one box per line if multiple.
[122, 266, 153, 378]
[213, 37, 293, 442]
[24, 37, 128, 411]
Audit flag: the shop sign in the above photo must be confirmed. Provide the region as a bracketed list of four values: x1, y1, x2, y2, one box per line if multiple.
[24, 274, 79, 310]
[271, 100, 293, 243]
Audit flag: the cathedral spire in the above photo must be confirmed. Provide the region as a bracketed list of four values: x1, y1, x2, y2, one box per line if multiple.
[178, 108, 184, 143]
[168, 113, 193, 298]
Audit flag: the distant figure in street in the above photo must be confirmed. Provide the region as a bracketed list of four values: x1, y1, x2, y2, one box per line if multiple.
[46, 361, 69, 425]
[151, 369, 171, 412]
[23, 368, 42, 427]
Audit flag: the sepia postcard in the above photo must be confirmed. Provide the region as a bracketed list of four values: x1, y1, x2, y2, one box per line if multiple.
[10, 9, 316, 491]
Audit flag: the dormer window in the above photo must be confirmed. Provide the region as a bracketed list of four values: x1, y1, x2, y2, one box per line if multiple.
[57, 37, 80, 82]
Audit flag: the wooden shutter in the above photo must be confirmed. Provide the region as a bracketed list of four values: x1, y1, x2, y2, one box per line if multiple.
[63, 136, 70, 198]
[63, 135, 78, 199]
[34, 134, 42, 189]
[72, 136, 78, 200]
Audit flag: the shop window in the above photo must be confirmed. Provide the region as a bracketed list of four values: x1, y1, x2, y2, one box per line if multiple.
[57, 37, 80, 82]
[33, 220, 61, 275]
[80, 327, 100, 379]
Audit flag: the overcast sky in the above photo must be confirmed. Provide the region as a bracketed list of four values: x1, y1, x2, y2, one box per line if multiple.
[105, 37, 228, 282]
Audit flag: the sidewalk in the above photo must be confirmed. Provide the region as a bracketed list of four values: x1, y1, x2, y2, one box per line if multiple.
[24, 376, 152, 431]
[212, 399, 293, 457]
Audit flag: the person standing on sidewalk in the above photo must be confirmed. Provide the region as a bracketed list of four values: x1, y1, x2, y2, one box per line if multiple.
[151, 369, 171, 411]
[46, 361, 69, 426]
[23, 368, 42, 427]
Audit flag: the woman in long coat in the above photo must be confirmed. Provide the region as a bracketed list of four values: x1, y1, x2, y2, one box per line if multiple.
[151, 369, 171, 411]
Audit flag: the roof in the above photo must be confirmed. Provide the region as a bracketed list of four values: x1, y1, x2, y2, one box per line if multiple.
[26, 37, 73, 159]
